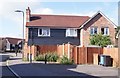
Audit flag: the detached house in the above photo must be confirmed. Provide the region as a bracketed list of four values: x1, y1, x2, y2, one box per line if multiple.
[24, 7, 117, 60]
[5, 37, 23, 51]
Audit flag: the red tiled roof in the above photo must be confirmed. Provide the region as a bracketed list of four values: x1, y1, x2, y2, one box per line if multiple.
[6, 37, 22, 44]
[26, 14, 90, 28]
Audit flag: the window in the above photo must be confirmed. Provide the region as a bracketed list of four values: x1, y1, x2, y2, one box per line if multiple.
[90, 27, 98, 35]
[66, 28, 77, 37]
[12, 44, 15, 47]
[38, 28, 50, 36]
[101, 27, 109, 35]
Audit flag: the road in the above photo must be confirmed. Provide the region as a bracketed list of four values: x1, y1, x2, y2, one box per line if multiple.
[0, 52, 119, 78]
[0, 54, 17, 78]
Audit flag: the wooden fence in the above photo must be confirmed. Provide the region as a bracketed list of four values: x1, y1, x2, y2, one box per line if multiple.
[72, 46, 118, 67]
[36, 45, 57, 54]
[72, 46, 103, 64]
[103, 48, 118, 67]
[25, 43, 118, 67]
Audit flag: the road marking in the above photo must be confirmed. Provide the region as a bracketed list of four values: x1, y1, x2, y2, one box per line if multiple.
[6, 60, 21, 78]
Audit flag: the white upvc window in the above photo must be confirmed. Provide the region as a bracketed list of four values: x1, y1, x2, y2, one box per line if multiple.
[90, 27, 98, 35]
[66, 28, 77, 37]
[38, 28, 50, 37]
[101, 27, 109, 35]
[12, 44, 15, 47]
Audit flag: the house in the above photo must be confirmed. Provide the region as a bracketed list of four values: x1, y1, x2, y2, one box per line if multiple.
[5, 37, 23, 51]
[0, 37, 6, 52]
[118, 30, 120, 67]
[24, 7, 117, 60]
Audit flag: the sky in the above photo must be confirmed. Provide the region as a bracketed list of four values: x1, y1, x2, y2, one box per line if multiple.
[0, 0, 119, 38]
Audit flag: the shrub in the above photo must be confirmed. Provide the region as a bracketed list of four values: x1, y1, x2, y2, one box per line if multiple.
[90, 34, 111, 47]
[35, 54, 45, 61]
[22, 57, 28, 61]
[60, 55, 73, 65]
[52, 53, 59, 62]
[35, 52, 59, 62]
[46, 53, 59, 62]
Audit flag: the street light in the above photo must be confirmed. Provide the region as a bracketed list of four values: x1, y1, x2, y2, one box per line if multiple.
[15, 10, 24, 59]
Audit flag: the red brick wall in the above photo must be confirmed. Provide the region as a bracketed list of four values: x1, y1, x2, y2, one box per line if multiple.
[82, 13, 116, 46]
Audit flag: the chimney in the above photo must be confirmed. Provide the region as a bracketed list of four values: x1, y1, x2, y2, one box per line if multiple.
[26, 7, 31, 22]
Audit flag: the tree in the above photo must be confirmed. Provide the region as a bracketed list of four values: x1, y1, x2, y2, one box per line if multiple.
[90, 34, 112, 47]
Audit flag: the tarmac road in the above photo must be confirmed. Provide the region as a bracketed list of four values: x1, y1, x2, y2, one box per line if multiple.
[0, 54, 17, 78]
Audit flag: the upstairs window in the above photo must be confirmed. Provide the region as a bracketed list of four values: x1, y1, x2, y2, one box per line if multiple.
[90, 27, 98, 35]
[66, 28, 77, 37]
[101, 27, 109, 35]
[38, 28, 50, 37]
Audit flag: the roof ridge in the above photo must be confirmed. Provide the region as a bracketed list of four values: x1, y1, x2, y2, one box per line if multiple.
[5, 37, 22, 40]
[31, 14, 90, 17]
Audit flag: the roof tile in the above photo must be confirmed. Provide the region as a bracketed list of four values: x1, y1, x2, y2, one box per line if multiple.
[26, 14, 90, 28]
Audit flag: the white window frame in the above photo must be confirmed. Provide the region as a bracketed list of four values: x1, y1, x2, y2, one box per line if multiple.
[66, 28, 77, 37]
[101, 27, 109, 35]
[104, 27, 109, 35]
[90, 27, 98, 35]
[38, 28, 50, 37]
[12, 44, 15, 47]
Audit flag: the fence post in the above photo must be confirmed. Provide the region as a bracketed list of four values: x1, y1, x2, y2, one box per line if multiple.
[62, 43, 64, 56]
[67, 42, 70, 59]
[85, 46, 87, 64]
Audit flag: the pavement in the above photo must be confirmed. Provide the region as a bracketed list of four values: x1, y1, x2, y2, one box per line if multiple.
[6, 53, 119, 78]
[0, 53, 17, 77]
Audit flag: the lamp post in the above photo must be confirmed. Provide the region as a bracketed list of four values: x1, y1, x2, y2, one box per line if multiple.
[15, 10, 24, 59]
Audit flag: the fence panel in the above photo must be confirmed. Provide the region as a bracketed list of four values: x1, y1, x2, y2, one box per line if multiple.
[37, 45, 57, 54]
[103, 48, 118, 67]
[87, 47, 103, 64]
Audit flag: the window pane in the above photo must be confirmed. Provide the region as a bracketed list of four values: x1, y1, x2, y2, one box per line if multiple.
[42, 29, 46, 35]
[39, 29, 42, 35]
[101, 28, 104, 35]
[42, 29, 50, 36]
[94, 28, 97, 34]
[90, 27, 97, 35]
[70, 29, 74, 36]
[46, 29, 49, 35]
[90, 28, 94, 35]
[66, 29, 77, 37]
[105, 28, 108, 35]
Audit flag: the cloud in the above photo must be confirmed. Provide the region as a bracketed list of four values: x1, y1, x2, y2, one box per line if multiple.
[33, 8, 53, 14]
[60, 11, 96, 17]
[33, 7, 95, 17]
[0, 1, 40, 38]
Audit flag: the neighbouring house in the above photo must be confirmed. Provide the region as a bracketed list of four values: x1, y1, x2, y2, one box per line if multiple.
[24, 7, 117, 60]
[118, 30, 120, 67]
[116, 29, 120, 47]
[5, 37, 23, 51]
[0, 37, 6, 52]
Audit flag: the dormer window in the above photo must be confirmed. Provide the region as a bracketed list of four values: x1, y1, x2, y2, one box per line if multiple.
[66, 28, 77, 37]
[38, 28, 50, 37]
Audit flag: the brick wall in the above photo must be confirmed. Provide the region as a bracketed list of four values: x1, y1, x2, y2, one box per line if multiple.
[82, 13, 116, 46]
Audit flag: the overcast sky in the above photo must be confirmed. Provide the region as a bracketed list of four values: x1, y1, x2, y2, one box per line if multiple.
[0, 0, 119, 38]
